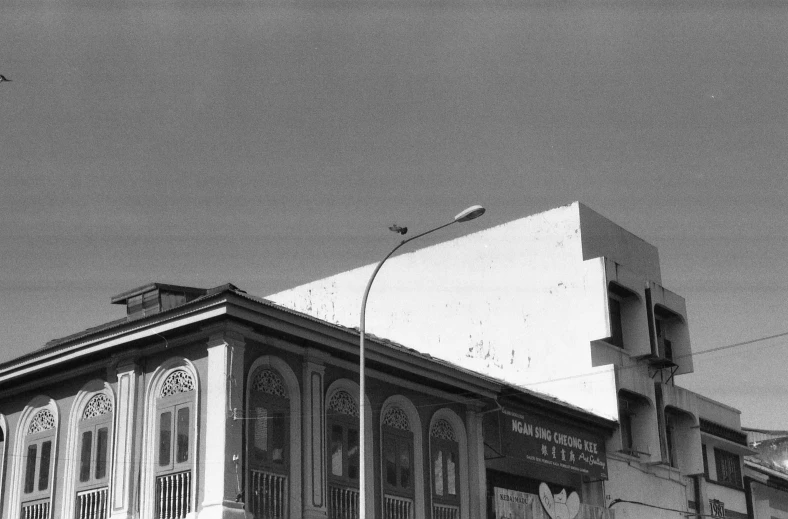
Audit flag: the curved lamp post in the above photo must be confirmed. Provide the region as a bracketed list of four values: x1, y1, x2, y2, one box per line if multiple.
[358, 204, 485, 518]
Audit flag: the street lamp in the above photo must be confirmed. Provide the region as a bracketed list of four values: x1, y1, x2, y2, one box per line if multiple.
[358, 204, 485, 518]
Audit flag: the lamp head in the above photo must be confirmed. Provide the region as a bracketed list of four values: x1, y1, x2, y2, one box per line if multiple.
[454, 205, 485, 223]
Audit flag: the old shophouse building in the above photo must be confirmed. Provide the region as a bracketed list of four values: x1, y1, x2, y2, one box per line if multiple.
[0, 282, 617, 519]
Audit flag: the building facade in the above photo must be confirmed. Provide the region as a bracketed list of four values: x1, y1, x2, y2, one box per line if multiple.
[0, 282, 616, 519]
[268, 202, 753, 519]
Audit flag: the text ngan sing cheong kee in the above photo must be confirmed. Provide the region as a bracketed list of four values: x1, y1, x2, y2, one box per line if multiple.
[510, 419, 599, 454]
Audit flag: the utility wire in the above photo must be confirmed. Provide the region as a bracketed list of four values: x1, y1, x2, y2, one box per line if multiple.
[608, 498, 727, 518]
[685, 330, 788, 359]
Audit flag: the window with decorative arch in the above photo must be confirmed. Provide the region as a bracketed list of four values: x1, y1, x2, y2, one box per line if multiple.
[382, 405, 415, 519]
[247, 367, 289, 518]
[430, 419, 459, 519]
[155, 368, 196, 519]
[74, 393, 113, 519]
[327, 389, 360, 518]
[22, 407, 57, 518]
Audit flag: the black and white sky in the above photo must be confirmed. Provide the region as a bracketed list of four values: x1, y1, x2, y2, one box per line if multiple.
[1, 0, 786, 428]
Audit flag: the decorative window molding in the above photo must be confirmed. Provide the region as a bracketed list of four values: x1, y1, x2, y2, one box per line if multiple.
[380, 395, 424, 519]
[383, 407, 411, 431]
[159, 369, 195, 398]
[429, 409, 470, 519]
[28, 409, 56, 434]
[328, 390, 359, 417]
[60, 382, 115, 519]
[140, 360, 199, 519]
[252, 369, 288, 398]
[82, 394, 113, 420]
[325, 379, 374, 519]
[430, 419, 456, 442]
[246, 355, 302, 519]
[9, 399, 60, 519]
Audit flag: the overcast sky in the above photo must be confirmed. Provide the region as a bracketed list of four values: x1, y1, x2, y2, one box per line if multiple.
[1, 0, 786, 428]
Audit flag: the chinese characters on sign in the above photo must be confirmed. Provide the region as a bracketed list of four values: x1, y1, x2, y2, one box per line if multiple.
[490, 407, 608, 480]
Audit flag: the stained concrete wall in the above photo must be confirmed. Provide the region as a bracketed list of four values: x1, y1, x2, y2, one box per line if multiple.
[606, 458, 693, 519]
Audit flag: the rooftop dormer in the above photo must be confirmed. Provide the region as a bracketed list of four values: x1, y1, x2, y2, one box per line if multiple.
[111, 283, 208, 319]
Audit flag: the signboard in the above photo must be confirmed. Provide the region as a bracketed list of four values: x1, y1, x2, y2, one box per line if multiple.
[492, 407, 608, 480]
[494, 487, 534, 519]
[709, 499, 725, 518]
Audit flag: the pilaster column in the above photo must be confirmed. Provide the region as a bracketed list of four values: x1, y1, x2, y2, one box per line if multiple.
[109, 361, 140, 519]
[466, 408, 487, 519]
[303, 349, 329, 519]
[198, 330, 250, 519]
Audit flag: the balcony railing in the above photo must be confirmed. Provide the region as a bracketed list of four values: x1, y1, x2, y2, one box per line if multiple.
[76, 487, 109, 519]
[384, 494, 413, 519]
[21, 499, 50, 519]
[156, 470, 191, 519]
[432, 503, 459, 519]
[249, 469, 288, 519]
[328, 483, 360, 519]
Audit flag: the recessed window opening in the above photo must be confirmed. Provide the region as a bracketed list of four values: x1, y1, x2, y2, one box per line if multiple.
[154, 368, 195, 519]
[327, 389, 361, 519]
[381, 406, 414, 500]
[654, 306, 680, 362]
[607, 283, 636, 349]
[664, 408, 681, 468]
[77, 394, 113, 486]
[714, 448, 742, 488]
[247, 367, 290, 519]
[431, 419, 460, 511]
[617, 391, 649, 457]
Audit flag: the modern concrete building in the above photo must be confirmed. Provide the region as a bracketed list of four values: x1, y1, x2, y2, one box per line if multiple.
[268, 202, 753, 519]
[0, 282, 616, 519]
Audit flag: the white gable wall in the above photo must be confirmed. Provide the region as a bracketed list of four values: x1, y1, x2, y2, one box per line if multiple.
[269, 203, 630, 419]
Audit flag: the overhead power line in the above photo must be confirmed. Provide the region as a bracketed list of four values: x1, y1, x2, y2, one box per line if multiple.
[684, 330, 788, 359]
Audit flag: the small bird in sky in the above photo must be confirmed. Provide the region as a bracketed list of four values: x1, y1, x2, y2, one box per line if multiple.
[0, 75, 11, 83]
[389, 224, 408, 235]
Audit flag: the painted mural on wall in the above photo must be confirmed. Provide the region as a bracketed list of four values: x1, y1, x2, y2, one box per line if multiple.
[539, 483, 580, 519]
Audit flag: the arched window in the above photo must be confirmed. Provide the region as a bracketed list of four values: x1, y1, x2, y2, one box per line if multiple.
[75, 393, 113, 519]
[22, 408, 57, 518]
[327, 390, 360, 518]
[155, 368, 195, 519]
[248, 367, 289, 518]
[382, 406, 414, 518]
[430, 419, 459, 519]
